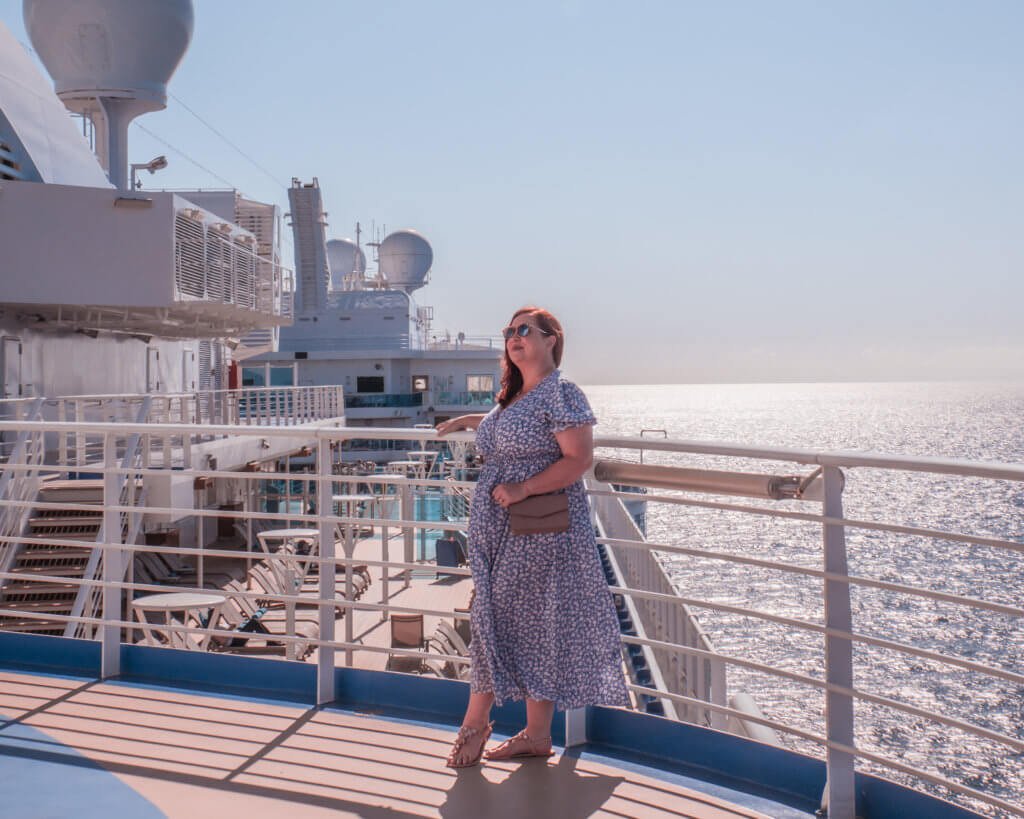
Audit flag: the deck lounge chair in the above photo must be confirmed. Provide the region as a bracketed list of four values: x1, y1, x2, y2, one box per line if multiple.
[386, 612, 424, 673]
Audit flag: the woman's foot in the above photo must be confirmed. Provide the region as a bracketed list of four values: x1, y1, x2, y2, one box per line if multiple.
[483, 729, 554, 761]
[446, 721, 493, 768]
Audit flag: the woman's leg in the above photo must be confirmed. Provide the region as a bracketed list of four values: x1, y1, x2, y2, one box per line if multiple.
[463, 690, 495, 728]
[447, 690, 495, 767]
[525, 698, 555, 740]
[484, 698, 555, 760]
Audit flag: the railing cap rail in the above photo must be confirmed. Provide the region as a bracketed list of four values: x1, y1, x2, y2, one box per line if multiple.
[0, 385, 341, 403]
[1, 420, 1023, 481]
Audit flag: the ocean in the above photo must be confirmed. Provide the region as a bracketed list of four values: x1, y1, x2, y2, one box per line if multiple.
[583, 381, 1024, 816]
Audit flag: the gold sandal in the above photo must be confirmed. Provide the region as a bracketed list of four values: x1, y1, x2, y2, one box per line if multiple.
[446, 721, 494, 768]
[483, 729, 554, 761]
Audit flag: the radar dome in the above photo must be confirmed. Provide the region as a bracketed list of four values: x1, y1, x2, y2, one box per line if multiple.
[379, 230, 432, 292]
[327, 239, 367, 290]
[24, 0, 194, 105]
[24, 0, 194, 189]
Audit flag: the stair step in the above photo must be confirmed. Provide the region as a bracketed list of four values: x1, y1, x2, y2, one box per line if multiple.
[1, 582, 77, 594]
[0, 620, 66, 633]
[8, 565, 89, 576]
[29, 515, 103, 525]
[19, 547, 94, 558]
[1, 594, 77, 607]
[0, 601, 74, 613]
[28, 528, 100, 539]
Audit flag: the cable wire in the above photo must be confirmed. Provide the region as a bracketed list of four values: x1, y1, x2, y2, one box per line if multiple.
[131, 121, 240, 190]
[170, 93, 288, 189]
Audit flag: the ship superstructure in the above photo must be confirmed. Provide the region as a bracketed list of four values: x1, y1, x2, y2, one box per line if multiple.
[246, 178, 502, 444]
[0, 5, 289, 408]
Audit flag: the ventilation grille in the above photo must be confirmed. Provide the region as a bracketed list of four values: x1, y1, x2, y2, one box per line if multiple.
[174, 214, 206, 297]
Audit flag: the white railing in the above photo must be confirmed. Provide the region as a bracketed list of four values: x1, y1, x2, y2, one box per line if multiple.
[425, 334, 503, 351]
[589, 477, 722, 727]
[67, 398, 152, 639]
[0, 421, 1020, 818]
[220, 385, 345, 427]
[0, 387, 345, 469]
[0, 397, 44, 577]
[174, 210, 293, 320]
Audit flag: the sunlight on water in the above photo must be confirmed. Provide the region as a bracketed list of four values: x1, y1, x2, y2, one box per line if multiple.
[584, 381, 1024, 817]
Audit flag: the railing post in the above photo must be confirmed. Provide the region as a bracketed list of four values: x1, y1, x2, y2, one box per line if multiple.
[75, 401, 85, 467]
[317, 437, 337, 702]
[822, 465, 855, 819]
[285, 563, 296, 661]
[57, 399, 67, 467]
[401, 482, 414, 588]
[709, 640, 727, 731]
[565, 707, 587, 747]
[101, 433, 121, 678]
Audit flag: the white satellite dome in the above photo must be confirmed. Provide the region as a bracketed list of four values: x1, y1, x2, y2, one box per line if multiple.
[378, 229, 432, 292]
[326, 238, 367, 290]
[24, 0, 194, 105]
[24, 0, 194, 189]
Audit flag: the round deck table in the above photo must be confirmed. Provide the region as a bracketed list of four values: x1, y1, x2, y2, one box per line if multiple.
[131, 591, 227, 650]
[256, 528, 321, 589]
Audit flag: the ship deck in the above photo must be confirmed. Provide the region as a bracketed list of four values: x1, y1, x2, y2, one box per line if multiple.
[0, 667, 812, 819]
[321, 526, 474, 672]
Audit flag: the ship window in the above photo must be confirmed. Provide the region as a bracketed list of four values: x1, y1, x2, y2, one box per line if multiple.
[383, 315, 395, 320]
[241, 367, 264, 387]
[294, 352, 308, 359]
[412, 375, 429, 391]
[339, 316, 351, 320]
[467, 375, 494, 392]
[270, 367, 294, 386]
[357, 376, 384, 393]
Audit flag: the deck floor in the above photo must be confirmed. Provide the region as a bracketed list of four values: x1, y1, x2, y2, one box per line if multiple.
[0, 668, 792, 819]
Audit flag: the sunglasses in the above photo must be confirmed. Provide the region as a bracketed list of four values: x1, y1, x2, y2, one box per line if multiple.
[502, 322, 552, 341]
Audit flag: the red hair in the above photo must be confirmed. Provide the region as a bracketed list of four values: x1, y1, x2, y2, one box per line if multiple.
[496, 306, 564, 408]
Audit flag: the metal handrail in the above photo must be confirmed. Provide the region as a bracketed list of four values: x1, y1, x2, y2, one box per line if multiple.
[66, 397, 152, 638]
[0, 397, 44, 577]
[0, 421, 1021, 817]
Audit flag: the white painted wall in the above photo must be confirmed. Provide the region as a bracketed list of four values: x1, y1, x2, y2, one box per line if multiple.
[277, 290, 415, 352]
[0, 320, 198, 401]
[0, 180, 175, 306]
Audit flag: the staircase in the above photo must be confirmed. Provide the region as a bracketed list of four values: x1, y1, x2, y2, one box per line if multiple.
[0, 479, 103, 635]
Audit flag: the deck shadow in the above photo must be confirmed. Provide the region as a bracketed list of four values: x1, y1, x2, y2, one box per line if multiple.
[440, 752, 626, 819]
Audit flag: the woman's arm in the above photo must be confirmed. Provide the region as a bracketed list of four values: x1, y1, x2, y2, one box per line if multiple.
[435, 413, 488, 436]
[491, 425, 594, 507]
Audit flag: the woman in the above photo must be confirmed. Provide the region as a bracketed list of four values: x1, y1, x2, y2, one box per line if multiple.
[436, 306, 629, 768]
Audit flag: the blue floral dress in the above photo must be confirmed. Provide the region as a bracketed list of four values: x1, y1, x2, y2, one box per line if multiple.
[467, 369, 629, 710]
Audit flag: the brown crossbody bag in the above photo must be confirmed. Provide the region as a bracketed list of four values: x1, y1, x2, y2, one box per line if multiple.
[507, 492, 570, 534]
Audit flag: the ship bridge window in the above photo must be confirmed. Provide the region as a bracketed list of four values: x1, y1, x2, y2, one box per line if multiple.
[357, 376, 384, 393]
[412, 375, 429, 392]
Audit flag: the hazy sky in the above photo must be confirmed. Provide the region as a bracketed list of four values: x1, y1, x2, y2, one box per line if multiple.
[4, 1, 1022, 384]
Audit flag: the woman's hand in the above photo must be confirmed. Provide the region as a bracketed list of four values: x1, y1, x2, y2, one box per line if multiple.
[492, 481, 529, 508]
[436, 413, 486, 436]
[435, 417, 464, 436]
